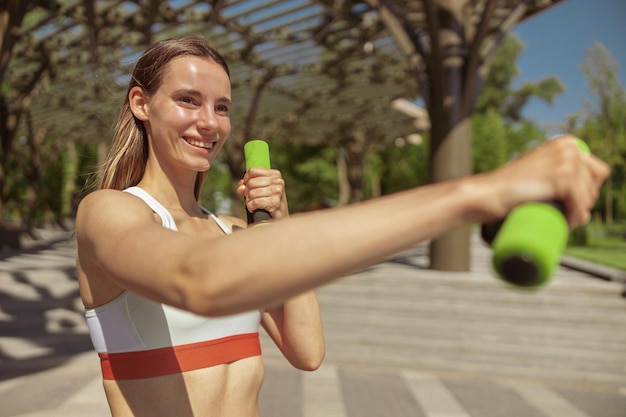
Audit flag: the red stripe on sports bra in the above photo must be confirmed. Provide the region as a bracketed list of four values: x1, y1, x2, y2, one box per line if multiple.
[99, 332, 261, 380]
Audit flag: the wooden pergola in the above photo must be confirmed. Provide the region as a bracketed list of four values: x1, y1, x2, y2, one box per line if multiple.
[2, 0, 564, 269]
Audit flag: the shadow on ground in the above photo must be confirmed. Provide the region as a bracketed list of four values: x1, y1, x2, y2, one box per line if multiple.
[0, 235, 93, 381]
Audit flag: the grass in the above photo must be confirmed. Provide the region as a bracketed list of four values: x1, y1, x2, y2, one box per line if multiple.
[564, 223, 626, 271]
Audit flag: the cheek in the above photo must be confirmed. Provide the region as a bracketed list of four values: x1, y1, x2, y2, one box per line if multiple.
[147, 109, 189, 146]
[221, 119, 231, 138]
[167, 107, 193, 126]
[151, 102, 189, 126]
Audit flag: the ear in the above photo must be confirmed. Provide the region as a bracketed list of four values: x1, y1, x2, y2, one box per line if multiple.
[128, 86, 150, 121]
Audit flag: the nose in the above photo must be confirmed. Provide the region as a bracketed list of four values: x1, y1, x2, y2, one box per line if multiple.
[197, 106, 219, 132]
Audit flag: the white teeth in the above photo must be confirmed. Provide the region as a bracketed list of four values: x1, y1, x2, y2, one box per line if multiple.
[186, 139, 214, 149]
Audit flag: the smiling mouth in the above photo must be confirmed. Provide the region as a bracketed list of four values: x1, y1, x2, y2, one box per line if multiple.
[185, 138, 215, 149]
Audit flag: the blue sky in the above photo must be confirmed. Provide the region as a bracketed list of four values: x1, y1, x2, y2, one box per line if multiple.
[511, 0, 626, 132]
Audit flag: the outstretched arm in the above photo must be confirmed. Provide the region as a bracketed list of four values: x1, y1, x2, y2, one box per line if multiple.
[76, 136, 609, 318]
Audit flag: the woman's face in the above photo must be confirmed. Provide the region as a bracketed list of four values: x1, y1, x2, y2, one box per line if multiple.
[140, 55, 232, 174]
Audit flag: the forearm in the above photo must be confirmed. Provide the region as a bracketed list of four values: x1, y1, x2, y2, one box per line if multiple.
[182, 176, 486, 316]
[263, 291, 325, 370]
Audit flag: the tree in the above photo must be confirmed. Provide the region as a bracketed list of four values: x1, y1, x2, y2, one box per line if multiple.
[475, 35, 564, 124]
[0, 1, 45, 225]
[1, 0, 566, 265]
[473, 109, 507, 173]
[378, 135, 429, 194]
[367, 0, 564, 270]
[270, 142, 338, 213]
[0, 0, 123, 230]
[473, 34, 564, 172]
[579, 43, 626, 224]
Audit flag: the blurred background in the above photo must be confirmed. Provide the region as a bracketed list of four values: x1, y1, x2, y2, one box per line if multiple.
[1, 2, 626, 416]
[1, 0, 625, 270]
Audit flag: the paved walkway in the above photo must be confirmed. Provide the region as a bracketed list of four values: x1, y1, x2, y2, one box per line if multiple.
[0, 224, 625, 417]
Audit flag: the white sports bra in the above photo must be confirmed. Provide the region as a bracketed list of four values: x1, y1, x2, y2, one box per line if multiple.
[84, 186, 262, 380]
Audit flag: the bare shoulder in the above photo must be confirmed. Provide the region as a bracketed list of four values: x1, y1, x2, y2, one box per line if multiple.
[78, 188, 153, 216]
[76, 189, 156, 242]
[76, 190, 162, 306]
[78, 188, 143, 212]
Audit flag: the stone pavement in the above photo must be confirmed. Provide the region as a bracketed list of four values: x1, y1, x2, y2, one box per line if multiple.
[0, 223, 625, 417]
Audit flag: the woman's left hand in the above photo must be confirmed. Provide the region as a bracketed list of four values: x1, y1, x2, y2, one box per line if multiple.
[237, 167, 289, 221]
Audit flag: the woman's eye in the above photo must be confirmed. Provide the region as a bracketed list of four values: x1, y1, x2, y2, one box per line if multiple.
[176, 95, 200, 106]
[216, 105, 230, 114]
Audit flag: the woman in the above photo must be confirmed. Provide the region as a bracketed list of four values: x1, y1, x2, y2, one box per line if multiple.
[75, 35, 609, 416]
[76, 35, 323, 416]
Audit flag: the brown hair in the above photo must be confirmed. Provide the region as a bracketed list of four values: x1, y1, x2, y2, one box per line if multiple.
[98, 35, 230, 199]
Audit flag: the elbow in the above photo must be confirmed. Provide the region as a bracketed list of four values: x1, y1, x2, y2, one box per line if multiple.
[301, 353, 326, 372]
[291, 347, 326, 372]
[299, 355, 324, 372]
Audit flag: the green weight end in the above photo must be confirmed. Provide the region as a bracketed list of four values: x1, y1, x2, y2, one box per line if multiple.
[489, 136, 589, 288]
[576, 139, 590, 154]
[244, 140, 271, 170]
[492, 203, 569, 287]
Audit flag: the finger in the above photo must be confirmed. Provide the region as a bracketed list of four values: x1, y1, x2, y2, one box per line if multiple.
[245, 173, 285, 195]
[564, 152, 608, 227]
[588, 153, 611, 184]
[246, 194, 283, 214]
[245, 167, 278, 179]
[246, 177, 279, 191]
[246, 180, 285, 202]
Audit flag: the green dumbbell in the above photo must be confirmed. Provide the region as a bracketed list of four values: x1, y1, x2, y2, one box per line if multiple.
[482, 139, 590, 288]
[244, 140, 272, 226]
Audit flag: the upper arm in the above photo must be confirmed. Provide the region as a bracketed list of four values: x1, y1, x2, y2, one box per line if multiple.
[76, 190, 199, 309]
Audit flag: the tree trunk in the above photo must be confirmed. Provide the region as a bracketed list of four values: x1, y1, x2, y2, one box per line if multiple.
[64, 141, 78, 216]
[429, 118, 473, 271]
[336, 149, 350, 206]
[427, 3, 473, 271]
[347, 132, 366, 203]
[605, 175, 613, 224]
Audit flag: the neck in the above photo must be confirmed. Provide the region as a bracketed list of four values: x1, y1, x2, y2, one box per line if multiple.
[138, 173, 202, 217]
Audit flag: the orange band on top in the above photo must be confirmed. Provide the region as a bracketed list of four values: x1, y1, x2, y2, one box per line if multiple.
[99, 332, 261, 380]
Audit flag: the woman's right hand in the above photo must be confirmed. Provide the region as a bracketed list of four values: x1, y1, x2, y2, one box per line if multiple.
[237, 167, 290, 222]
[479, 135, 610, 228]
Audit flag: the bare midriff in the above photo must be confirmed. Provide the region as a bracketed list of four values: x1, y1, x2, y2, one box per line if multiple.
[102, 356, 264, 417]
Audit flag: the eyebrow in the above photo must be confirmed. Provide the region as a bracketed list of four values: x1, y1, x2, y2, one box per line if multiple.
[217, 96, 232, 107]
[173, 88, 202, 97]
